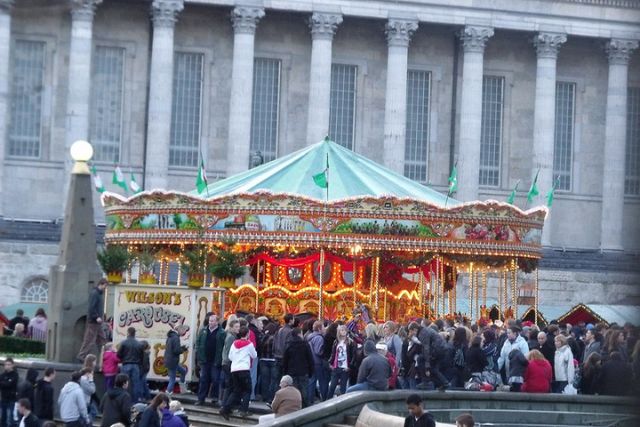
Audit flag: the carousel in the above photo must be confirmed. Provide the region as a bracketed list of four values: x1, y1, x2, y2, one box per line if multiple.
[101, 139, 547, 324]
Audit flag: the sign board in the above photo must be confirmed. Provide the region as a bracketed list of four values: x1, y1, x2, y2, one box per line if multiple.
[111, 285, 224, 382]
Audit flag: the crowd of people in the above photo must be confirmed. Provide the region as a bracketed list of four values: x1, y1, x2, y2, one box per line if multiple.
[2, 309, 48, 343]
[2, 301, 639, 427]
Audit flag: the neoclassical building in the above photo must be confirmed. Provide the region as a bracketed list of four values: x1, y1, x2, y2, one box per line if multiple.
[0, 0, 639, 313]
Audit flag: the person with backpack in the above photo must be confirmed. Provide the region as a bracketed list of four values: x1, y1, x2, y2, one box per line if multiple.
[100, 374, 132, 427]
[305, 321, 328, 403]
[382, 321, 403, 367]
[450, 328, 469, 388]
[377, 343, 399, 390]
[408, 321, 450, 390]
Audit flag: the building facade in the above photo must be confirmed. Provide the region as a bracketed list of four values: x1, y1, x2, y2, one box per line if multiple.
[1, 0, 639, 313]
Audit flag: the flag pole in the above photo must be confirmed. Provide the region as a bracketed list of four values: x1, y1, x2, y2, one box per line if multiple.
[320, 153, 329, 320]
[445, 160, 457, 208]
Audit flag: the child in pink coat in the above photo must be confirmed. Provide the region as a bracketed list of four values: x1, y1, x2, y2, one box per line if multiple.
[102, 342, 120, 389]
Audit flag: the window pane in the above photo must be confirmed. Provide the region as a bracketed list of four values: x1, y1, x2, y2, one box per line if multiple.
[553, 82, 576, 191]
[625, 87, 640, 195]
[90, 46, 124, 163]
[329, 64, 357, 150]
[479, 76, 504, 187]
[9, 40, 45, 158]
[170, 52, 203, 167]
[404, 70, 431, 182]
[249, 58, 280, 165]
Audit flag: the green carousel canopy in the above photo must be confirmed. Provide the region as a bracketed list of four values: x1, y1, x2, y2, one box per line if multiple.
[191, 138, 459, 205]
[102, 139, 547, 267]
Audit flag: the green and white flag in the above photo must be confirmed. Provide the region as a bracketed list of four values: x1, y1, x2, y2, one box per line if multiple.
[506, 180, 520, 205]
[447, 164, 458, 196]
[112, 166, 128, 193]
[90, 165, 105, 193]
[546, 176, 561, 207]
[196, 157, 208, 194]
[129, 173, 142, 194]
[527, 169, 540, 203]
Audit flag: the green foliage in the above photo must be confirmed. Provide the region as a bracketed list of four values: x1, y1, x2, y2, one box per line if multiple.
[0, 336, 45, 355]
[97, 245, 130, 274]
[137, 247, 157, 273]
[208, 240, 246, 280]
[181, 247, 208, 275]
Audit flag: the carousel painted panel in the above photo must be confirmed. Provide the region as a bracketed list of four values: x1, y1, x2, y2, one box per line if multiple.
[111, 285, 215, 382]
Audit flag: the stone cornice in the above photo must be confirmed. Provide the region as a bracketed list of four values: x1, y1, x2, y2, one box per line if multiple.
[0, 0, 14, 13]
[309, 12, 342, 40]
[604, 38, 639, 65]
[458, 26, 494, 53]
[231, 6, 265, 35]
[385, 18, 419, 47]
[70, 0, 102, 22]
[151, 0, 184, 28]
[533, 32, 567, 59]
[546, 0, 640, 8]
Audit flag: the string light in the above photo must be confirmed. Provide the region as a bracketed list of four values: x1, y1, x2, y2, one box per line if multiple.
[468, 263, 474, 320]
[535, 267, 539, 326]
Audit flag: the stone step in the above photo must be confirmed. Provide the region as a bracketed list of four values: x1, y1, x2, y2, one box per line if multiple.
[325, 424, 356, 427]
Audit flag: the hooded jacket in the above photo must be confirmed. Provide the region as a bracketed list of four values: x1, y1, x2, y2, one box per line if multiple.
[356, 341, 391, 391]
[99, 387, 131, 427]
[28, 315, 48, 342]
[34, 378, 54, 420]
[228, 338, 257, 372]
[79, 374, 96, 406]
[58, 381, 89, 423]
[164, 330, 183, 370]
[161, 408, 186, 427]
[103, 350, 120, 376]
[522, 359, 552, 393]
[306, 331, 325, 365]
[87, 286, 104, 323]
[283, 334, 314, 377]
[498, 335, 530, 374]
[17, 368, 38, 405]
[416, 326, 446, 368]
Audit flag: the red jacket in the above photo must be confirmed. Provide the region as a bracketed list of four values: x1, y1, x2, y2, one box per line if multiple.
[522, 359, 552, 393]
[102, 350, 120, 376]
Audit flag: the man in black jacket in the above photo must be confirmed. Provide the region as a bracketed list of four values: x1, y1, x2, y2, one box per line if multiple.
[16, 399, 39, 427]
[99, 374, 132, 427]
[0, 357, 19, 427]
[164, 329, 187, 395]
[33, 367, 55, 421]
[77, 279, 108, 361]
[408, 321, 449, 389]
[118, 327, 143, 403]
[282, 328, 314, 407]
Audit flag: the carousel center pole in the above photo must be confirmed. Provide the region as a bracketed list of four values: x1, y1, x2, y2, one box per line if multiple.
[319, 248, 325, 320]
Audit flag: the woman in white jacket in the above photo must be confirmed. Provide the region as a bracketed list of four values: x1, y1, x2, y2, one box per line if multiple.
[219, 325, 257, 420]
[553, 335, 575, 393]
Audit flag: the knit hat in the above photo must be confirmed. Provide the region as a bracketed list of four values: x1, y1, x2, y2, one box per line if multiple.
[375, 342, 388, 353]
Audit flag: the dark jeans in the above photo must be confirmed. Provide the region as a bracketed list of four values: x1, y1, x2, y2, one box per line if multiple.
[104, 375, 115, 390]
[1, 400, 15, 427]
[64, 420, 86, 427]
[140, 373, 151, 400]
[425, 352, 449, 388]
[220, 364, 232, 407]
[198, 362, 221, 402]
[552, 380, 568, 393]
[259, 359, 278, 403]
[222, 370, 252, 414]
[291, 375, 310, 407]
[307, 363, 329, 403]
[328, 367, 349, 398]
[121, 363, 141, 402]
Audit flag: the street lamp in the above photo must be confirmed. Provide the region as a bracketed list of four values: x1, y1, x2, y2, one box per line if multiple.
[70, 140, 94, 174]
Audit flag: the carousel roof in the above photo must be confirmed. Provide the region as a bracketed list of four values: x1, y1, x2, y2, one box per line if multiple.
[191, 138, 460, 206]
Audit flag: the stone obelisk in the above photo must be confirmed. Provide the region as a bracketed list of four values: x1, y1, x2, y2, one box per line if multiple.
[47, 141, 103, 363]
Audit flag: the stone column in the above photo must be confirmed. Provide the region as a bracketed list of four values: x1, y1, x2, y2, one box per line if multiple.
[306, 12, 342, 146]
[144, 0, 184, 190]
[600, 39, 638, 251]
[0, 0, 14, 217]
[456, 26, 493, 202]
[383, 18, 418, 174]
[532, 32, 566, 246]
[226, 6, 264, 176]
[64, 0, 102, 183]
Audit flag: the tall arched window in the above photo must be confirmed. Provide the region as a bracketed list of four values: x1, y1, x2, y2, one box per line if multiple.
[21, 277, 49, 303]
